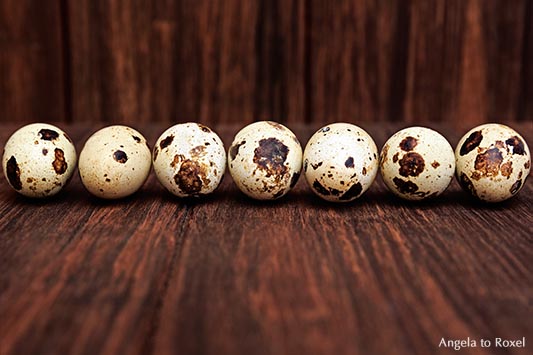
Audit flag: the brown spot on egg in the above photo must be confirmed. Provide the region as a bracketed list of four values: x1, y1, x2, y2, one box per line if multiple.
[474, 148, 502, 177]
[53, 148, 68, 174]
[253, 138, 289, 178]
[170, 154, 186, 168]
[399, 136, 418, 151]
[42, 148, 48, 156]
[339, 182, 363, 200]
[392, 153, 399, 163]
[362, 167, 367, 175]
[267, 122, 284, 130]
[190, 145, 206, 157]
[290, 172, 300, 188]
[431, 161, 440, 168]
[510, 179, 522, 194]
[105, 178, 111, 182]
[458, 172, 478, 198]
[345, 157, 354, 168]
[174, 159, 209, 195]
[160, 135, 174, 149]
[500, 161, 513, 178]
[38, 129, 59, 141]
[398, 152, 425, 177]
[132, 135, 141, 143]
[113, 150, 128, 164]
[313, 180, 330, 195]
[26, 177, 33, 183]
[380, 145, 389, 165]
[525, 161, 530, 169]
[470, 171, 481, 181]
[229, 140, 245, 160]
[505, 136, 526, 155]
[460, 130, 483, 156]
[311, 161, 323, 170]
[153, 147, 159, 160]
[197, 124, 211, 133]
[393, 177, 419, 194]
[320, 127, 330, 133]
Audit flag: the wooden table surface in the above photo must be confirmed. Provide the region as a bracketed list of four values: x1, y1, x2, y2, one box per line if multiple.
[0, 122, 531, 355]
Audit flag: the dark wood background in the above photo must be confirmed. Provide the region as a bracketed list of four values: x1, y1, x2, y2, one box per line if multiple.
[1, 0, 532, 125]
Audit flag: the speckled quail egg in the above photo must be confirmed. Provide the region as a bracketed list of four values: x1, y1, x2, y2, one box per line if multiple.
[455, 123, 530, 202]
[380, 127, 455, 201]
[78, 125, 151, 199]
[303, 123, 378, 202]
[2, 123, 77, 198]
[153, 123, 226, 197]
[228, 121, 302, 200]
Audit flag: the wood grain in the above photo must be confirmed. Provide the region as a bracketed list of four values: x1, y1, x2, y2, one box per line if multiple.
[0, 0, 66, 123]
[1, 1, 532, 124]
[0, 122, 531, 355]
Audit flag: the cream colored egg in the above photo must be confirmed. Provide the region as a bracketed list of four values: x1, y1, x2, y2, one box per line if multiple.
[455, 123, 530, 202]
[303, 123, 378, 202]
[78, 125, 151, 199]
[380, 127, 455, 200]
[153, 123, 226, 197]
[2, 123, 77, 198]
[228, 121, 302, 200]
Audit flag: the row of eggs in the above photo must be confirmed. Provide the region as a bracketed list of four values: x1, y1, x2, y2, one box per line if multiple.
[2, 122, 530, 203]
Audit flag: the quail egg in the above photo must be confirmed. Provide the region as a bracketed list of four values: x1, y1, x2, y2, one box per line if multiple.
[78, 125, 151, 199]
[153, 123, 226, 197]
[380, 127, 455, 200]
[303, 123, 378, 202]
[228, 121, 302, 200]
[2, 123, 77, 198]
[455, 123, 530, 202]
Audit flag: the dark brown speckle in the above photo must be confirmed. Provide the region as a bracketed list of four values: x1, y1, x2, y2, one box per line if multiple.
[229, 141, 245, 161]
[113, 150, 128, 164]
[393, 177, 419, 194]
[460, 130, 483, 156]
[53, 148, 68, 174]
[345, 157, 354, 168]
[398, 152, 425, 177]
[458, 172, 478, 198]
[313, 180, 330, 195]
[339, 182, 363, 201]
[505, 136, 526, 155]
[160, 135, 174, 149]
[253, 138, 289, 178]
[174, 160, 209, 195]
[474, 148, 502, 177]
[290, 172, 300, 188]
[510, 179, 522, 194]
[38, 129, 59, 141]
[399, 136, 418, 151]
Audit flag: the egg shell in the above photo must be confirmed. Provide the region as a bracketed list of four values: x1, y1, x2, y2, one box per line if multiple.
[228, 121, 303, 200]
[153, 123, 226, 197]
[78, 125, 151, 199]
[455, 123, 530, 202]
[2, 123, 77, 198]
[380, 127, 455, 201]
[303, 123, 378, 202]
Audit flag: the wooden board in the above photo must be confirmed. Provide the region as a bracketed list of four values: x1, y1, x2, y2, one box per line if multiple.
[1, 1, 532, 125]
[0, 122, 531, 355]
[0, 0, 66, 123]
